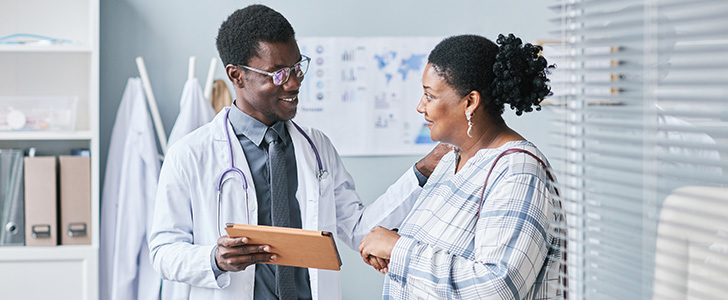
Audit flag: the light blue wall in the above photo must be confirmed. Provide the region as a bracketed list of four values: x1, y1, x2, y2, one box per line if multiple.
[100, 1, 556, 298]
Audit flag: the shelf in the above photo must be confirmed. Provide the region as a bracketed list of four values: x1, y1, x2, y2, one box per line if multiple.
[0, 245, 97, 261]
[0, 130, 92, 140]
[0, 44, 93, 53]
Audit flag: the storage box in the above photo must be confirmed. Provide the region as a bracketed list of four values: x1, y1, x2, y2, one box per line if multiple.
[24, 156, 58, 247]
[0, 96, 78, 131]
[58, 156, 91, 245]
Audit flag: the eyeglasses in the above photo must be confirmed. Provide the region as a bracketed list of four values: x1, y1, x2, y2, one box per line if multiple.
[241, 55, 311, 86]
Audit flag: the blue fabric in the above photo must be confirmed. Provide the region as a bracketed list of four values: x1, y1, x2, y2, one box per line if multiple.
[413, 164, 429, 188]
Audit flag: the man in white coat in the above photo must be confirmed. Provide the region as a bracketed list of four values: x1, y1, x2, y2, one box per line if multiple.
[148, 5, 447, 300]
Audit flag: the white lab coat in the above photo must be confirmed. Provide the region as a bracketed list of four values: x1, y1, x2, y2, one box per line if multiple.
[167, 78, 215, 149]
[100, 77, 163, 300]
[163, 78, 215, 299]
[149, 107, 422, 300]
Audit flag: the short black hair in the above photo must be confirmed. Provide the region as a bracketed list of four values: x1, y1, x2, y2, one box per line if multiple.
[428, 34, 553, 116]
[216, 5, 295, 67]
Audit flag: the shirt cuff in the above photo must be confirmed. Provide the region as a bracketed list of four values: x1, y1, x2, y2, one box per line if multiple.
[211, 245, 226, 279]
[412, 164, 428, 188]
[387, 235, 417, 286]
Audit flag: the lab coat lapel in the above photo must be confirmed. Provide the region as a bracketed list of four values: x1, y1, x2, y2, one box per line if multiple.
[286, 121, 319, 232]
[211, 108, 258, 227]
[287, 121, 334, 300]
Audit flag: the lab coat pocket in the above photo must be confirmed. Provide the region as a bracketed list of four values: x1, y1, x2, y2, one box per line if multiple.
[316, 176, 336, 233]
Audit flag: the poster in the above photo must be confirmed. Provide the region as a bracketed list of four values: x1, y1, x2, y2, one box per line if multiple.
[295, 37, 442, 156]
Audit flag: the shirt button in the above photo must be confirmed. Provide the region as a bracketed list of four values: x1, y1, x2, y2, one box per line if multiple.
[248, 203, 256, 211]
[245, 284, 252, 291]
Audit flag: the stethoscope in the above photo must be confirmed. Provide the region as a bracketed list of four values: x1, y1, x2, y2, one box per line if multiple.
[216, 108, 327, 236]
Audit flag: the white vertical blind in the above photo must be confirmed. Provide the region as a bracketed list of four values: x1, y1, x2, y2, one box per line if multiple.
[550, 0, 728, 299]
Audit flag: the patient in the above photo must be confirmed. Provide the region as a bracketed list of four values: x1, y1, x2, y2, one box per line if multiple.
[359, 34, 566, 299]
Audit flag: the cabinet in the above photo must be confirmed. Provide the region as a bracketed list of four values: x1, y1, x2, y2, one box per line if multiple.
[0, 0, 99, 299]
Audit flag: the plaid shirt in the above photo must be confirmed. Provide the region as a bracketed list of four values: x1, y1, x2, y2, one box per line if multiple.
[384, 141, 564, 300]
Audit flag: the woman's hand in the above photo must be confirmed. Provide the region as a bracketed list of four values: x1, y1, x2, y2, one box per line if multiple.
[364, 255, 389, 274]
[359, 226, 401, 273]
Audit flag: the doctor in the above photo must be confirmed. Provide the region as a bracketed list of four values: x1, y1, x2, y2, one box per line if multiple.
[148, 4, 447, 300]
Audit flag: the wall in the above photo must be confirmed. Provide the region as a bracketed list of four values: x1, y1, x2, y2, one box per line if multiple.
[99, 1, 555, 298]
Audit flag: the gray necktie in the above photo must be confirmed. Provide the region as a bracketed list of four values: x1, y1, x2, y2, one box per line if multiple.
[265, 128, 297, 299]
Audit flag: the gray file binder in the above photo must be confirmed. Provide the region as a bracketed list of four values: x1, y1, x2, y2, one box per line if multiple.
[0, 149, 25, 246]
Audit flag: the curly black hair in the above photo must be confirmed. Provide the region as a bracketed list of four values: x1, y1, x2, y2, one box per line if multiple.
[428, 34, 553, 116]
[216, 5, 295, 67]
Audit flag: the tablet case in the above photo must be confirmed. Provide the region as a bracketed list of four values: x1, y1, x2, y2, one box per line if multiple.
[225, 223, 342, 271]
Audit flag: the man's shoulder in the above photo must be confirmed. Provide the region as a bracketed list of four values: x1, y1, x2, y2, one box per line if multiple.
[166, 121, 218, 156]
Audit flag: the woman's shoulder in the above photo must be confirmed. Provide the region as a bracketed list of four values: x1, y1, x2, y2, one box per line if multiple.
[476, 140, 550, 175]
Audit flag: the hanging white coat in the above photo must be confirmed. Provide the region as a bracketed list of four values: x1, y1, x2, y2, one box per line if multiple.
[149, 107, 422, 300]
[167, 77, 215, 149]
[100, 77, 162, 300]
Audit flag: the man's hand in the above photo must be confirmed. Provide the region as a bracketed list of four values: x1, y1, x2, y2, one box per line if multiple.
[415, 143, 452, 178]
[215, 235, 276, 272]
[359, 226, 401, 273]
[364, 255, 389, 274]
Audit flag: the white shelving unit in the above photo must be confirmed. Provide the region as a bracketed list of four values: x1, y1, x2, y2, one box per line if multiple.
[0, 0, 99, 299]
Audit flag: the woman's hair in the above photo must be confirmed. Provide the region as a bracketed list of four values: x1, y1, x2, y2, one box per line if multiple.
[428, 34, 553, 116]
[216, 5, 295, 67]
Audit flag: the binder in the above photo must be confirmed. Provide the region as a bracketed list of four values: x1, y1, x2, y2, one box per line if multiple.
[225, 223, 342, 271]
[24, 156, 57, 246]
[59, 156, 91, 245]
[0, 149, 25, 246]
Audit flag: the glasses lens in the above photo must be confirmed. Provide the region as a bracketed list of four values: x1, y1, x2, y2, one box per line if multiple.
[272, 69, 288, 86]
[295, 58, 310, 78]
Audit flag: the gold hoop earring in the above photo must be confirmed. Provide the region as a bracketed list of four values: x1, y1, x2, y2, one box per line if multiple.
[465, 111, 474, 138]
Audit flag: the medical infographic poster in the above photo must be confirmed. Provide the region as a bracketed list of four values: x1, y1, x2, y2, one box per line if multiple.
[296, 37, 442, 156]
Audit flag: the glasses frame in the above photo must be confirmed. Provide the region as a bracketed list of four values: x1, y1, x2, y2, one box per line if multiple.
[240, 54, 311, 86]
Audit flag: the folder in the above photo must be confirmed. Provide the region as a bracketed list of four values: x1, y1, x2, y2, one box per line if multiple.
[225, 223, 342, 271]
[0, 149, 25, 246]
[58, 156, 91, 245]
[24, 156, 57, 246]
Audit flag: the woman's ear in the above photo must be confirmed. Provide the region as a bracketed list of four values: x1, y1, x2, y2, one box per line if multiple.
[226, 64, 244, 89]
[464, 90, 481, 115]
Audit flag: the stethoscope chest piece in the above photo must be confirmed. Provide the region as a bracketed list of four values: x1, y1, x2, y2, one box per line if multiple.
[318, 169, 328, 181]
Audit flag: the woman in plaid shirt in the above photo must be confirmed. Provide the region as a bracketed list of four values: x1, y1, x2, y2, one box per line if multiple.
[359, 34, 566, 300]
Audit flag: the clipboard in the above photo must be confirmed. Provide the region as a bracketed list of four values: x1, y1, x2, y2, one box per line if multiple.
[225, 223, 342, 271]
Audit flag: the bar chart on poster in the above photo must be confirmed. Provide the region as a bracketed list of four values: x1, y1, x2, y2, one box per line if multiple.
[296, 37, 441, 156]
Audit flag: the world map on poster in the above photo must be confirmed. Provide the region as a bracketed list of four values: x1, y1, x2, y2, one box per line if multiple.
[374, 52, 427, 84]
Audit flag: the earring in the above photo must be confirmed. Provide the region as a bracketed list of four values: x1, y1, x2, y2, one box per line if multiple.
[465, 111, 474, 138]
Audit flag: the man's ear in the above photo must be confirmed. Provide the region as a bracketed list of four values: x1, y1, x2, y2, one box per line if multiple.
[226, 64, 244, 89]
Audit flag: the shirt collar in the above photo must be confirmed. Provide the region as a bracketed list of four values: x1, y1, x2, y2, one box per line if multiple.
[228, 101, 288, 147]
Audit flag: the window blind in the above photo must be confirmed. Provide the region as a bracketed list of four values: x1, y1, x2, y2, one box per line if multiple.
[549, 1, 728, 299]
